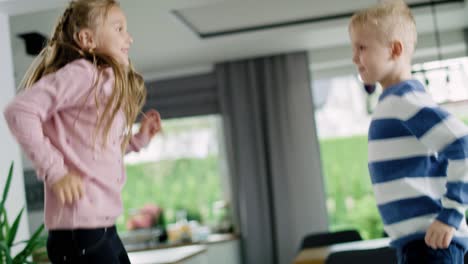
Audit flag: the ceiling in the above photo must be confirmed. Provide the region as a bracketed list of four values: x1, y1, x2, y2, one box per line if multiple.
[2, 0, 468, 81]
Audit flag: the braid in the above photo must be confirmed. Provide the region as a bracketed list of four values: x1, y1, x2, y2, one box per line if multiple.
[42, 2, 88, 74]
[50, 4, 74, 46]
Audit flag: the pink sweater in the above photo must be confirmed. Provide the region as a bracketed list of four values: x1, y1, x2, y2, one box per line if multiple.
[3, 59, 150, 230]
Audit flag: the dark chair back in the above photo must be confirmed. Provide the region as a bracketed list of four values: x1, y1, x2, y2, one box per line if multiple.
[325, 246, 397, 264]
[300, 230, 362, 250]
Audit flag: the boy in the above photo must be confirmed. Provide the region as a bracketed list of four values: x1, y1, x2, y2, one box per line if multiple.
[349, 0, 468, 262]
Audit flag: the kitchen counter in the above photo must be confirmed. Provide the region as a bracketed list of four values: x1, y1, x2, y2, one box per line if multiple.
[125, 233, 239, 252]
[128, 245, 207, 264]
[127, 233, 241, 264]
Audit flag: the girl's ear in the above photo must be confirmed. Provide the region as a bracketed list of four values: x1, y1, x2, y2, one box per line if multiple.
[390, 40, 403, 59]
[76, 29, 96, 51]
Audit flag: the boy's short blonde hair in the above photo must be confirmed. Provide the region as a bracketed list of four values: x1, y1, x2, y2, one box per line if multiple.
[349, 0, 418, 55]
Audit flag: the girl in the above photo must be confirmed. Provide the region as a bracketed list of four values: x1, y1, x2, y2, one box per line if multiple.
[3, 0, 161, 263]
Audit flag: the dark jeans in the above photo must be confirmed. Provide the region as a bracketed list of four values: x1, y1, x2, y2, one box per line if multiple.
[47, 226, 130, 264]
[397, 240, 465, 264]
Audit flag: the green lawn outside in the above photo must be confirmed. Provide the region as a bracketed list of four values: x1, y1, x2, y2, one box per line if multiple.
[319, 135, 383, 239]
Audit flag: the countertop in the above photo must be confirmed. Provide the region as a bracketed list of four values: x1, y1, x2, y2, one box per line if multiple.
[128, 244, 207, 264]
[126, 233, 239, 252]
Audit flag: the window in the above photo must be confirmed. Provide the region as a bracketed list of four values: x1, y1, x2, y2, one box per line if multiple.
[412, 57, 468, 124]
[313, 76, 382, 239]
[117, 115, 227, 233]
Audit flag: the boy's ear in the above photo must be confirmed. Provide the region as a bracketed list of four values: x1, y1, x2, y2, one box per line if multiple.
[390, 40, 403, 59]
[76, 29, 96, 51]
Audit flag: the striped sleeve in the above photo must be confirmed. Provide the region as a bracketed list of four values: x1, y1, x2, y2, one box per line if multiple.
[401, 91, 468, 229]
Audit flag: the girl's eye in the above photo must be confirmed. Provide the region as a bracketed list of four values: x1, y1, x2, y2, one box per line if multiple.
[359, 45, 366, 51]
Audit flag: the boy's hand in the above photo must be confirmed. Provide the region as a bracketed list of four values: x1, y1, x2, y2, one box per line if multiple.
[139, 109, 162, 139]
[425, 220, 455, 249]
[51, 172, 84, 205]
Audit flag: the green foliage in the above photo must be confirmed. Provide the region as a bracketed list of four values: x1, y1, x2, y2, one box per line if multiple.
[320, 135, 384, 239]
[119, 156, 222, 231]
[0, 162, 46, 264]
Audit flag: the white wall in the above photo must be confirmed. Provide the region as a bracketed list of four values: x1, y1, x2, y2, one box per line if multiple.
[0, 12, 30, 251]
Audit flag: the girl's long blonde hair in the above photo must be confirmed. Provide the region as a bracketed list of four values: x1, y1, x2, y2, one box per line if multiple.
[20, 0, 146, 151]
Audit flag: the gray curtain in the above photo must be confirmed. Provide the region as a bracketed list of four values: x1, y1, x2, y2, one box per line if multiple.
[216, 51, 328, 264]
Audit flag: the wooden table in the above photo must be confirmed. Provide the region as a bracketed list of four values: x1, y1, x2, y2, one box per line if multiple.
[293, 238, 391, 264]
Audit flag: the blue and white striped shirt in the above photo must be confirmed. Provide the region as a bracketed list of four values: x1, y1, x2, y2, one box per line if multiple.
[368, 80, 468, 249]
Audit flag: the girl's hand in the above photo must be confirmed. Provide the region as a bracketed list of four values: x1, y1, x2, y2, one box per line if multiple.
[425, 219, 455, 249]
[51, 172, 84, 205]
[139, 109, 162, 139]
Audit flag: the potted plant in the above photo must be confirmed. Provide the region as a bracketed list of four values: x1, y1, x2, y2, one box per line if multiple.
[0, 162, 46, 264]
